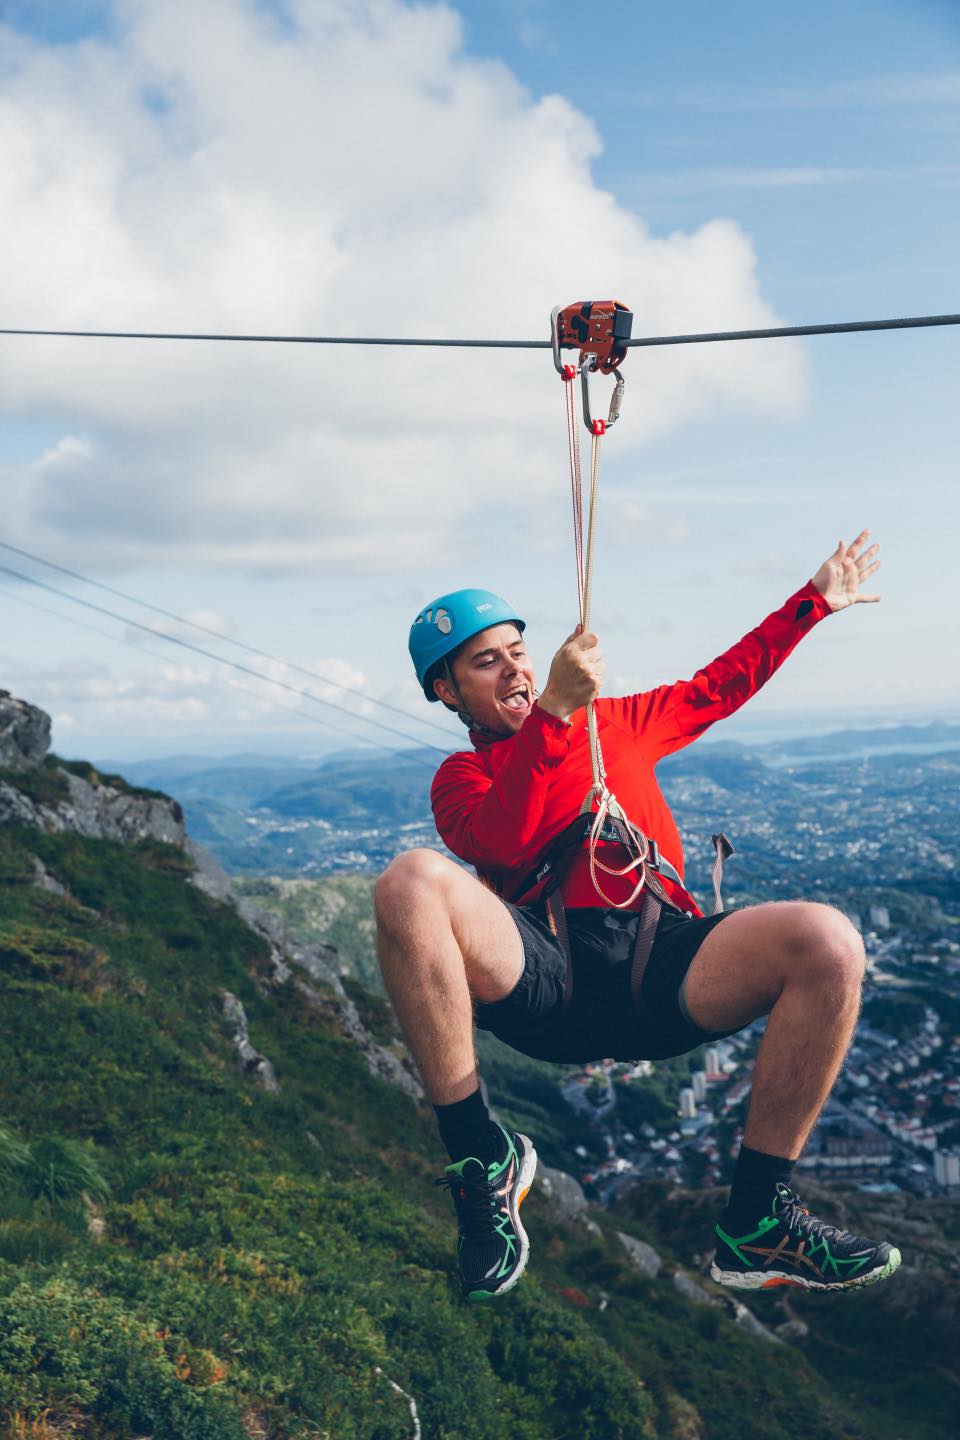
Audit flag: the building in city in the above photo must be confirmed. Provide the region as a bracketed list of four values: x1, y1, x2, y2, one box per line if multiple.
[934, 1149, 960, 1190]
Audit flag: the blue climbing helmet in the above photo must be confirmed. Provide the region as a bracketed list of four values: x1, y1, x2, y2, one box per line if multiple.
[409, 589, 526, 702]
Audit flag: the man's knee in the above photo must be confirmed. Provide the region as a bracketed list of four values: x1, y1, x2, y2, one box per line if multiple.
[780, 902, 866, 993]
[374, 849, 459, 930]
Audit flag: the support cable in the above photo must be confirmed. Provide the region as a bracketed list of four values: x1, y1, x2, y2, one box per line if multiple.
[0, 311, 958, 350]
[0, 580, 431, 763]
[0, 540, 457, 742]
[0, 562, 446, 764]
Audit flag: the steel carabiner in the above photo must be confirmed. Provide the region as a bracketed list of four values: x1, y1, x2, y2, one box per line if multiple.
[581, 359, 624, 434]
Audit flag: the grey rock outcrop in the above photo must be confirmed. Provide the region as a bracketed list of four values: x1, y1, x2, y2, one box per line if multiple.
[538, 1165, 602, 1238]
[616, 1231, 661, 1278]
[0, 772, 185, 845]
[671, 1268, 781, 1343]
[775, 1319, 810, 1343]
[725, 1297, 781, 1343]
[221, 991, 280, 1094]
[0, 780, 44, 828]
[58, 773, 185, 845]
[30, 855, 70, 898]
[0, 697, 185, 847]
[0, 692, 50, 771]
[673, 1269, 720, 1306]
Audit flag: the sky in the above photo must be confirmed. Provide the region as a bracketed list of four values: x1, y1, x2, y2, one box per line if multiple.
[0, 0, 957, 761]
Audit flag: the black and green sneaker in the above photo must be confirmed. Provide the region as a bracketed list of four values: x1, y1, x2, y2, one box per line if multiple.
[435, 1124, 537, 1303]
[711, 1183, 902, 1293]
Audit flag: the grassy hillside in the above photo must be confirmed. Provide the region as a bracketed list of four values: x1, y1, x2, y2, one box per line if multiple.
[234, 874, 380, 990]
[0, 791, 950, 1437]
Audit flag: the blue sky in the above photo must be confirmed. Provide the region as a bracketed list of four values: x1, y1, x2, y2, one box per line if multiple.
[0, 0, 957, 759]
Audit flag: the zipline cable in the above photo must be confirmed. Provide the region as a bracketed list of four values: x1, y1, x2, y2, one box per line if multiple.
[1, 311, 958, 350]
[0, 581, 434, 764]
[0, 539, 459, 743]
[0, 562, 447, 765]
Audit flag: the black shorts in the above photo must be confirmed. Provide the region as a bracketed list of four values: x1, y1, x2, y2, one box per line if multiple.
[473, 900, 738, 1064]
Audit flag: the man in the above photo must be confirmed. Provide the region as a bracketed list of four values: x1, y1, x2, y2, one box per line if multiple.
[376, 531, 902, 1303]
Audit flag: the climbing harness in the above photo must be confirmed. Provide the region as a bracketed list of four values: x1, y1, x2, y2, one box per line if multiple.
[524, 301, 735, 1004]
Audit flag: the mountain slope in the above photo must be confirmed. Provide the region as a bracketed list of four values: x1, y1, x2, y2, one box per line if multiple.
[0, 699, 948, 1439]
[0, 796, 855, 1440]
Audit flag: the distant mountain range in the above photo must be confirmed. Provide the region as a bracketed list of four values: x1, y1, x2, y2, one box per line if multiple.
[95, 720, 960, 878]
[754, 719, 960, 764]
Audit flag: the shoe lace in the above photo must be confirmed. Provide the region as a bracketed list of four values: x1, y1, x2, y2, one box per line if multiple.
[435, 1168, 499, 1240]
[773, 1187, 847, 1247]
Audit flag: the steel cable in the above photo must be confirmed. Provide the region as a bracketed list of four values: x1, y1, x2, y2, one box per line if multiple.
[1, 311, 958, 350]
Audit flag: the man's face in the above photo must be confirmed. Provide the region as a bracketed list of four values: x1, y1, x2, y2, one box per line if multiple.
[433, 623, 536, 735]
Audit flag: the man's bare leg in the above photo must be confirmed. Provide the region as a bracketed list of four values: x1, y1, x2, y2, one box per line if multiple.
[376, 849, 542, 1302]
[374, 848, 524, 1104]
[682, 899, 865, 1156]
[683, 900, 900, 1290]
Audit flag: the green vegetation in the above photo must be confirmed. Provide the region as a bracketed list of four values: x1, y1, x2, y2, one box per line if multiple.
[0, 759, 70, 807]
[234, 874, 379, 987]
[0, 785, 953, 1438]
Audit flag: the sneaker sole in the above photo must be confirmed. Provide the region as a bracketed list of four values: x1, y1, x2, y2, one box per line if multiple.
[710, 1246, 902, 1293]
[467, 1133, 538, 1304]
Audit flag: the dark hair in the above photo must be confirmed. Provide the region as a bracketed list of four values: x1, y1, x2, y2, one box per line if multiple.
[425, 641, 468, 712]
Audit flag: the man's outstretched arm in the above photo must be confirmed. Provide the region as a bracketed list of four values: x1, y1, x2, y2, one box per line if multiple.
[628, 530, 881, 759]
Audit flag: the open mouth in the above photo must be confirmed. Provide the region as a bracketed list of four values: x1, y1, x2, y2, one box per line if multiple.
[500, 684, 531, 713]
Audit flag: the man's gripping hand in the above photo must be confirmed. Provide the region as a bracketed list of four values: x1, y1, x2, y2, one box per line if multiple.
[812, 528, 881, 612]
[538, 625, 605, 723]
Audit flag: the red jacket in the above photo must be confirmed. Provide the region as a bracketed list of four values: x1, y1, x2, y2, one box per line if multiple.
[431, 581, 832, 918]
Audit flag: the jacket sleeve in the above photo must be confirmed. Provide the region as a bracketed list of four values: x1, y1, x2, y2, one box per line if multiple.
[616, 580, 832, 760]
[431, 703, 571, 867]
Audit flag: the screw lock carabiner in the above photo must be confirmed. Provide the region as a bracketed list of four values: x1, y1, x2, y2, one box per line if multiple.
[581, 362, 624, 434]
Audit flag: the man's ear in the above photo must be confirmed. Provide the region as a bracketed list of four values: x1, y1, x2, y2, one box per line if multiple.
[433, 673, 457, 707]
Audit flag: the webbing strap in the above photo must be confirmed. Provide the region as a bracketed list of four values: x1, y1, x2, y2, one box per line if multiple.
[629, 895, 663, 1018]
[564, 370, 649, 908]
[543, 891, 574, 1011]
[710, 832, 736, 914]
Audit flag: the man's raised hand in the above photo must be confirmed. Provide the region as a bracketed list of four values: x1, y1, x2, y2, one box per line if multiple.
[538, 625, 606, 723]
[812, 529, 881, 612]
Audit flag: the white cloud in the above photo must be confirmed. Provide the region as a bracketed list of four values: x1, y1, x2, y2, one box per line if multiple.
[0, 0, 806, 575]
[0, 644, 400, 746]
[31, 435, 96, 471]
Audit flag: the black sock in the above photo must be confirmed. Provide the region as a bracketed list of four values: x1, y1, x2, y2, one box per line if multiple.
[434, 1087, 503, 1167]
[726, 1145, 795, 1229]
